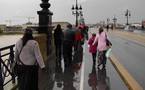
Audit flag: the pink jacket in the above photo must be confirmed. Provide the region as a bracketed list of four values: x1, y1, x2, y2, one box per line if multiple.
[88, 36, 97, 53]
[93, 32, 107, 51]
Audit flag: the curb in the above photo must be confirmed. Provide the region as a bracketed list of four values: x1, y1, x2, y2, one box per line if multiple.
[109, 55, 143, 90]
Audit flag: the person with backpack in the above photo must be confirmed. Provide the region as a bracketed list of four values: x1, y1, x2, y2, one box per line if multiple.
[14, 28, 46, 90]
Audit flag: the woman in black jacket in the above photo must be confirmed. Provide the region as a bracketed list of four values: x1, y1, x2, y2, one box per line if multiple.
[54, 24, 63, 67]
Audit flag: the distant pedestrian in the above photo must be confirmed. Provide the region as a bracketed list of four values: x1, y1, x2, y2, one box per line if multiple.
[106, 25, 109, 32]
[84, 25, 89, 40]
[54, 24, 63, 67]
[63, 24, 75, 68]
[88, 33, 97, 65]
[111, 24, 113, 30]
[93, 27, 110, 69]
[14, 28, 46, 90]
[78, 24, 88, 41]
[74, 26, 84, 50]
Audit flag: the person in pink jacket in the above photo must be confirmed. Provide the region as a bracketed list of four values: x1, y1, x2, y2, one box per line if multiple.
[93, 27, 108, 69]
[88, 33, 97, 65]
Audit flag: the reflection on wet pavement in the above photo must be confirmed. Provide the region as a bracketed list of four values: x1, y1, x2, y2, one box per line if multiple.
[88, 64, 110, 90]
[52, 46, 83, 90]
[53, 61, 82, 90]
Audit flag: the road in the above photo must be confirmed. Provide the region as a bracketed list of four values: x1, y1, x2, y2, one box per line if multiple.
[109, 32, 145, 89]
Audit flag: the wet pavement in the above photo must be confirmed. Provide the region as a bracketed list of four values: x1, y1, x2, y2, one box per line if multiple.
[37, 28, 129, 90]
[82, 43, 127, 90]
[38, 46, 83, 90]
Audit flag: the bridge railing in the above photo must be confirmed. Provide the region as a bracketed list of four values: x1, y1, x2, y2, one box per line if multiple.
[0, 44, 16, 90]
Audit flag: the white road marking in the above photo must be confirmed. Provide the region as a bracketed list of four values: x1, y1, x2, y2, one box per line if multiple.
[79, 60, 85, 90]
[80, 42, 86, 90]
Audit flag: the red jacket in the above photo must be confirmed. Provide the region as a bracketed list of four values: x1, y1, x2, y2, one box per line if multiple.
[88, 36, 97, 53]
[75, 29, 83, 41]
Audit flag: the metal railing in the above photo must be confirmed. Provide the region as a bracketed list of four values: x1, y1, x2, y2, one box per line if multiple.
[0, 44, 16, 90]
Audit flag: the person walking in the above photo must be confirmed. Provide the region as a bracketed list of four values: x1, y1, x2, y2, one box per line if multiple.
[88, 33, 97, 65]
[106, 25, 109, 32]
[54, 24, 63, 67]
[78, 24, 88, 41]
[14, 28, 46, 90]
[63, 24, 75, 68]
[93, 27, 109, 69]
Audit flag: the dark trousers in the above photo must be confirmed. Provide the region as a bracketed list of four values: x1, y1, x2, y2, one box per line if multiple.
[55, 44, 62, 66]
[63, 41, 73, 67]
[17, 65, 38, 90]
[98, 50, 107, 67]
[92, 53, 96, 65]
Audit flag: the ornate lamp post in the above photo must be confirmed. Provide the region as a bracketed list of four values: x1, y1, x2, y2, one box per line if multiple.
[71, 0, 83, 27]
[37, 0, 53, 33]
[125, 9, 131, 25]
[37, 0, 53, 55]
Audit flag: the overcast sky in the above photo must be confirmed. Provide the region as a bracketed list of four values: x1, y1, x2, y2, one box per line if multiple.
[0, 0, 145, 25]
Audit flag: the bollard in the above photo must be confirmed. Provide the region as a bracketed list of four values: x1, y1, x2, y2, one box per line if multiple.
[0, 52, 4, 90]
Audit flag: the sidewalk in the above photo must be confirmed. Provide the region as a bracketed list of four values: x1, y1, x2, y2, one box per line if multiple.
[38, 50, 56, 90]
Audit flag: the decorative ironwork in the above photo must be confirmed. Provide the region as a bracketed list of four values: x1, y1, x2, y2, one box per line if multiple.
[71, 0, 83, 27]
[0, 45, 16, 89]
[125, 9, 131, 25]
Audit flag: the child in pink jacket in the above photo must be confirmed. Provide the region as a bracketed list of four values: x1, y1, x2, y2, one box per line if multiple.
[88, 33, 97, 65]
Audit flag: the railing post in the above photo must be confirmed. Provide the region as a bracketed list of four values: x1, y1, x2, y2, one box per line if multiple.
[0, 52, 4, 90]
[10, 46, 15, 84]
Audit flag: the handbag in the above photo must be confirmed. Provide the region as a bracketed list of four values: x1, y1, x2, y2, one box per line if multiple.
[12, 44, 26, 76]
[106, 38, 112, 46]
[105, 33, 112, 47]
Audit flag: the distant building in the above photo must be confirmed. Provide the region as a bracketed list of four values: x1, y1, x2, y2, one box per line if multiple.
[0, 24, 7, 31]
[5, 25, 23, 32]
[22, 22, 38, 30]
[0, 24, 23, 33]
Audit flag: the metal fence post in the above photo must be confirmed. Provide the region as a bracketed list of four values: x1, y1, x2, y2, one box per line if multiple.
[0, 52, 4, 90]
[10, 47, 15, 84]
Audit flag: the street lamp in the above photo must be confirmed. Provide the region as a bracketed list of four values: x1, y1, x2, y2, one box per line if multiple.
[71, 0, 83, 27]
[107, 18, 110, 27]
[107, 18, 110, 25]
[112, 16, 117, 29]
[125, 9, 131, 25]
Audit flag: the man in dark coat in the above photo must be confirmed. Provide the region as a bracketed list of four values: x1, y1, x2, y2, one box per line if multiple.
[63, 24, 75, 68]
